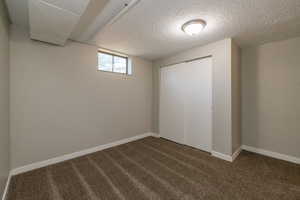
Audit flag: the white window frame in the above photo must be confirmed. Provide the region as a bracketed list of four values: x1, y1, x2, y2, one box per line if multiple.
[98, 51, 129, 74]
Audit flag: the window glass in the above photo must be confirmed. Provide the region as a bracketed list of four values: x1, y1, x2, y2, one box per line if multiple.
[98, 53, 113, 72]
[113, 56, 127, 73]
[98, 52, 129, 74]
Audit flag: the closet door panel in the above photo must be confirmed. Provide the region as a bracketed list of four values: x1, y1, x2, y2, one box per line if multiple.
[159, 58, 212, 152]
[183, 58, 212, 152]
[159, 64, 185, 144]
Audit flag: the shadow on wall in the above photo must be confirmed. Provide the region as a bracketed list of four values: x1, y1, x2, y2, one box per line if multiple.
[241, 48, 258, 147]
[241, 38, 300, 158]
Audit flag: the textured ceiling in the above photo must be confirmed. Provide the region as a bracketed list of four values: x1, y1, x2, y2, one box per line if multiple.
[91, 0, 300, 60]
[6, 0, 300, 60]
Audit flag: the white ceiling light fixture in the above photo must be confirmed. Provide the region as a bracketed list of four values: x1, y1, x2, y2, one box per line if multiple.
[182, 19, 206, 36]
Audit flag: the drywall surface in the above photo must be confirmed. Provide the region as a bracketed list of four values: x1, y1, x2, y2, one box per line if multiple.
[0, 0, 10, 197]
[9, 27, 153, 169]
[231, 41, 241, 153]
[154, 38, 233, 156]
[242, 37, 300, 158]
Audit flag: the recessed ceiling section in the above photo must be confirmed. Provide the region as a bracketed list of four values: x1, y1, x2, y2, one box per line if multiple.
[28, 0, 90, 45]
[72, 0, 137, 42]
[70, 0, 109, 40]
[42, 0, 90, 14]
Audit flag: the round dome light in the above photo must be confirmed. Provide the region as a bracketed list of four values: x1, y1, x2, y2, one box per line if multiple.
[182, 19, 206, 36]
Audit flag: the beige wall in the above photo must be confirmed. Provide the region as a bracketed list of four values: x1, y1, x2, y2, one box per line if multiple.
[154, 39, 238, 156]
[231, 41, 241, 153]
[242, 37, 300, 158]
[0, 0, 10, 197]
[10, 27, 153, 169]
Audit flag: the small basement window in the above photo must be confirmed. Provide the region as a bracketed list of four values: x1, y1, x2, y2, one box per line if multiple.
[98, 51, 131, 75]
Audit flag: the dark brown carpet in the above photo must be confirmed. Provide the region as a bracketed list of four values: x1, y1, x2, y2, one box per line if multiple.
[6, 137, 300, 200]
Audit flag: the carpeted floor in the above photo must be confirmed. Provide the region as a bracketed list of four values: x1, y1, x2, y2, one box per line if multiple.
[6, 137, 300, 200]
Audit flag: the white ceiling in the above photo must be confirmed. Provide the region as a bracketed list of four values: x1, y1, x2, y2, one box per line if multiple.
[28, 0, 90, 45]
[71, 0, 133, 41]
[6, 0, 300, 60]
[6, 0, 131, 41]
[91, 0, 300, 60]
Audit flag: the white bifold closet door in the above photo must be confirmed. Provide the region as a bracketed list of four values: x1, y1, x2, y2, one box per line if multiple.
[160, 58, 212, 152]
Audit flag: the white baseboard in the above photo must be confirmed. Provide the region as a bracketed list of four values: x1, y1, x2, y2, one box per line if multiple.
[211, 151, 233, 162]
[152, 133, 161, 138]
[1, 173, 12, 200]
[212, 146, 242, 162]
[231, 146, 242, 162]
[10, 133, 156, 176]
[206, 145, 300, 165]
[242, 145, 300, 164]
